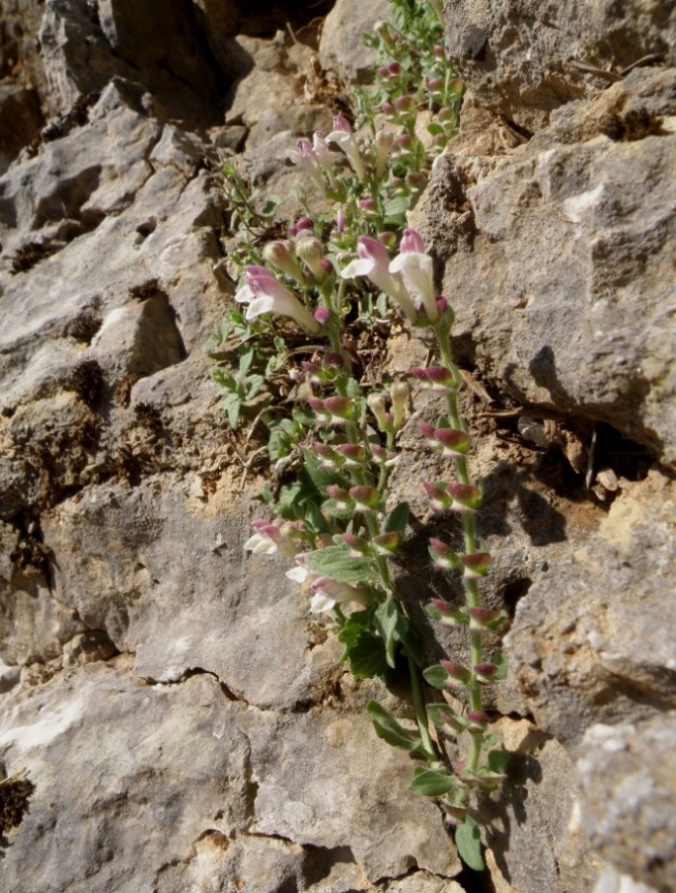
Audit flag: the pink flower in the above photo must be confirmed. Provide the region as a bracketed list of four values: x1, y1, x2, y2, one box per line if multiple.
[340, 237, 418, 322]
[327, 115, 365, 183]
[309, 576, 368, 614]
[289, 133, 337, 194]
[235, 266, 320, 333]
[389, 229, 439, 322]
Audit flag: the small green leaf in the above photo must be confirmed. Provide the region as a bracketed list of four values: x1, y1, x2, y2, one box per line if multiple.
[305, 546, 373, 584]
[375, 594, 399, 668]
[423, 664, 449, 690]
[455, 818, 484, 871]
[339, 617, 388, 678]
[410, 767, 456, 797]
[367, 701, 423, 753]
[426, 122, 445, 136]
[385, 501, 410, 536]
[492, 652, 508, 681]
[426, 703, 468, 732]
[487, 749, 510, 774]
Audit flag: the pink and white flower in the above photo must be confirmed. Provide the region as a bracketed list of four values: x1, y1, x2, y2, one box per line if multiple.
[235, 266, 320, 334]
[389, 229, 439, 322]
[326, 116, 366, 183]
[340, 236, 418, 322]
[309, 576, 368, 614]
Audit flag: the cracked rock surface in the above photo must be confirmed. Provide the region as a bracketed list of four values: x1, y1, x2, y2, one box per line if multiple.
[0, 1, 674, 892]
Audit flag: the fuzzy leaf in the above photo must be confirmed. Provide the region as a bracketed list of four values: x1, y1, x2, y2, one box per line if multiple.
[410, 767, 456, 797]
[487, 749, 510, 774]
[339, 616, 388, 679]
[385, 501, 410, 536]
[455, 818, 484, 871]
[367, 701, 423, 753]
[423, 664, 449, 690]
[492, 652, 509, 681]
[305, 546, 373, 584]
[375, 593, 399, 668]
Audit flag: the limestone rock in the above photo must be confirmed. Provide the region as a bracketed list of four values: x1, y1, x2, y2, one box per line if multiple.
[239, 705, 462, 881]
[319, 0, 391, 85]
[505, 471, 676, 743]
[0, 661, 251, 893]
[443, 0, 676, 131]
[416, 67, 676, 464]
[578, 717, 676, 893]
[481, 719, 603, 893]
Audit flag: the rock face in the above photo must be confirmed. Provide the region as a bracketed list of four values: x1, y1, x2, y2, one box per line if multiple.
[413, 2, 675, 891]
[0, 0, 674, 892]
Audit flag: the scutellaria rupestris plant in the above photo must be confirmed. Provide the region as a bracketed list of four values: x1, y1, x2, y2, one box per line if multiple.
[210, 0, 506, 872]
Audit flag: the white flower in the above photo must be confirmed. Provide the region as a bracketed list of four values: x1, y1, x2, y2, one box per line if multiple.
[326, 116, 366, 183]
[340, 236, 418, 322]
[389, 228, 439, 322]
[309, 576, 368, 614]
[235, 265, 320, 333]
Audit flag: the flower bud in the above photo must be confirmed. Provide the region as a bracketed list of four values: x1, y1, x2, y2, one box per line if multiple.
[467, 711, 489, 728]
[447, 482, 482, 511]
[428, 599, 469, 625]
[349, 485, 380, 510]
[440, 660, 472, 685]
[371, 445, 398, 468]
[422, 480, 452, 511]
[436, 296, 450, 314]
[308, 396, 329, 420]
[460, 552, 491, 577]
[378, 231, 397, 249]
[313, 442, 340, 467]
[367, 392, 391, 433]
[342, 532, 368, 555]
[313, 307, 330, 325]
[434, 427, 470, 455]
[381, 101, 395, 115]
[295, 216, 314, 232]
[325, 485, 352, 511]
[323, 395, 354, 422]
[296, 233, 327, 282]
[433, 44, 445, 57]
[394, 95, 416, 112]
[395, 133, 413, 150]
[428, 538, 458, 570]
[474, 663, 499, 683]
[426, 76, 443, 91]
[388, 61, 401, 75]
[468, 607, 506, 631]
[262, 241, 304, 282]
[389, 381, 409, 430]
[336, 443, 366, 465]
[373, 531, 400, 553]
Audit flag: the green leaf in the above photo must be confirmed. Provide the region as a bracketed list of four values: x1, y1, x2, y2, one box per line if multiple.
[305, 546, 373, 585]
[455, 818, 484, 871]
[367, 701, 423, 753]
[492, 652, 509, 681]
[426, 122, 445, 136]
[338, 615, 388, 678]
[301, 448, 348, 493]
[385, 501, 410, 536]
[260, 196, 281, 218]
[375, 593, 399, 668]
[382, 195, 410, 228]
[423, 664, 449, 690]
[410, 767, 456, 797]
[219, 394, 242, 429]
[487, 749, 510, 774]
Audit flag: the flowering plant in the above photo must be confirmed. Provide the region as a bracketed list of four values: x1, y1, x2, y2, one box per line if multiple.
[210, 0, 505, 873]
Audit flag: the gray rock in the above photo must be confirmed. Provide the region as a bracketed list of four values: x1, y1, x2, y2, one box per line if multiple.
[239, 705, 462, 882]
[0, 661, 251, 893]
[578, 716, 676, 893]
[443, 0, 676, 131]
[319, 0, 391, 85]
[505, 471, 676, 743]
[416, 67, 676, 464]
[481, 718, 604, 893]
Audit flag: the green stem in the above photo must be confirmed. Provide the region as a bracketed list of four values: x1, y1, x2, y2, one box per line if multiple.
[409, 653, 436, 760]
